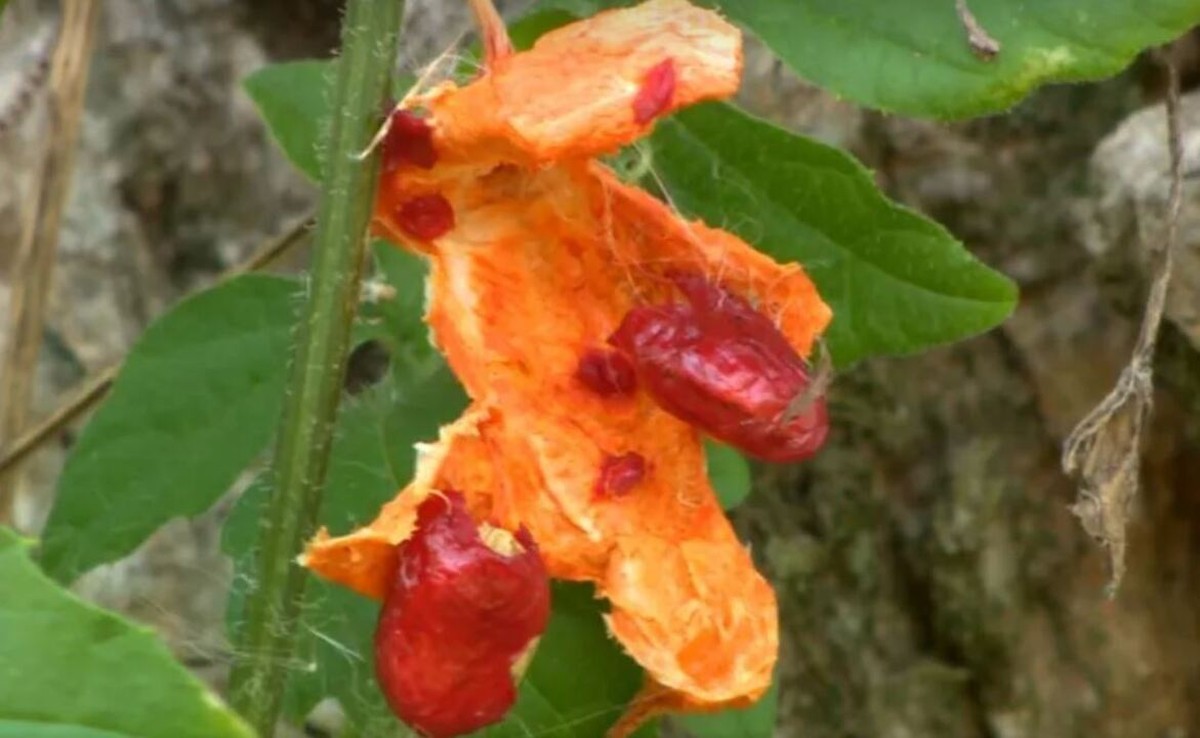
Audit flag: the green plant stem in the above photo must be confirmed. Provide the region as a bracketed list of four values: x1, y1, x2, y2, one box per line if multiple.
[227, 0, 402, 733]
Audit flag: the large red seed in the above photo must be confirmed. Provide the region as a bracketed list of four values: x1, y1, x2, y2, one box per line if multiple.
[608, 274, 828, 463]
[374, 491, 550, 738]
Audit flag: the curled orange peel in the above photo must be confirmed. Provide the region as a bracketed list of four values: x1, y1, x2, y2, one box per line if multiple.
[301, 0, 832, 732]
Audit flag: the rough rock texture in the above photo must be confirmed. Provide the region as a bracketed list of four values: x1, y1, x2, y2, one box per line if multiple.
[0, 0, 316, 533]
[3, 2, 1200, 738]
[730, 40, 1200, 738]
[1085, 91, 1200, 350]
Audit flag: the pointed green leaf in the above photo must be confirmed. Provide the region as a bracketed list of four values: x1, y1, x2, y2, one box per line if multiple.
[0, 526, 253, 738]
[708, 0, 1200, 119]
[244, 60, 332, 181]
[244, 60, 413, 182]
[651, 103, 1017, 366]
[41, 275, 299, 583]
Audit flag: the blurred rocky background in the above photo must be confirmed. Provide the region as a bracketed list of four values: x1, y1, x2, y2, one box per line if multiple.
[1, 1, 1198, 736]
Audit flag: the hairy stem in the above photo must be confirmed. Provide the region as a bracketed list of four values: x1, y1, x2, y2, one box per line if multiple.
[227, 1, 402, 732]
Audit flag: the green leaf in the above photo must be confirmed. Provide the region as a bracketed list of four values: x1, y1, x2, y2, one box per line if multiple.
[480, 582, 646, 738]
[675, 675, 778, 738]
[543, 0, 1200, 119]
[41, 275, 299, 583]
[244, 60, 332, 181]
[705, 440, 751, 510]
[710, 0, 1200, 119]
[537, 0, 625, 15]
[651, 103, 1017, 367]
[508, 8, 580, 49]
[245, 60, 414, 182]
[359, 240, 433, 370]
[380, 360, 469, 477]
[0, 526, 253, 738]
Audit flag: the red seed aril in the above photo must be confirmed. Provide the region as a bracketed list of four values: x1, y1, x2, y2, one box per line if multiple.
[381, 109, 438, 172]
[608, 275, 828, 463]
[632, 59, 677, 124]
[576, 348, 638, 397]
[395, 194, 455, 241]
[374, 491, 550, 738]
[596, 452, 647, 496]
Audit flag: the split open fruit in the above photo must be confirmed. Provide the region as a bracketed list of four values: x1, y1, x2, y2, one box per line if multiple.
[301, 0, 833, 734]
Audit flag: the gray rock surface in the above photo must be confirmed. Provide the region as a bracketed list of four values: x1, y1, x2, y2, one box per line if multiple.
[1085, 90, 1200, 350]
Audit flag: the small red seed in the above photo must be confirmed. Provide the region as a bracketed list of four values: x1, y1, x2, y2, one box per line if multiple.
[632, 58, 677, 124]
[395, 194, 455, 240]
[381, 109, 438, 171]
[597, 452, 647, 496]
[576, 348, 638, 397]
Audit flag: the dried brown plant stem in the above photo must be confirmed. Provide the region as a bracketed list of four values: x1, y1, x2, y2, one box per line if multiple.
[0, 0, 102, 529]
[1061, 54, 1184, 597]
[0, 213, 314, 483]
